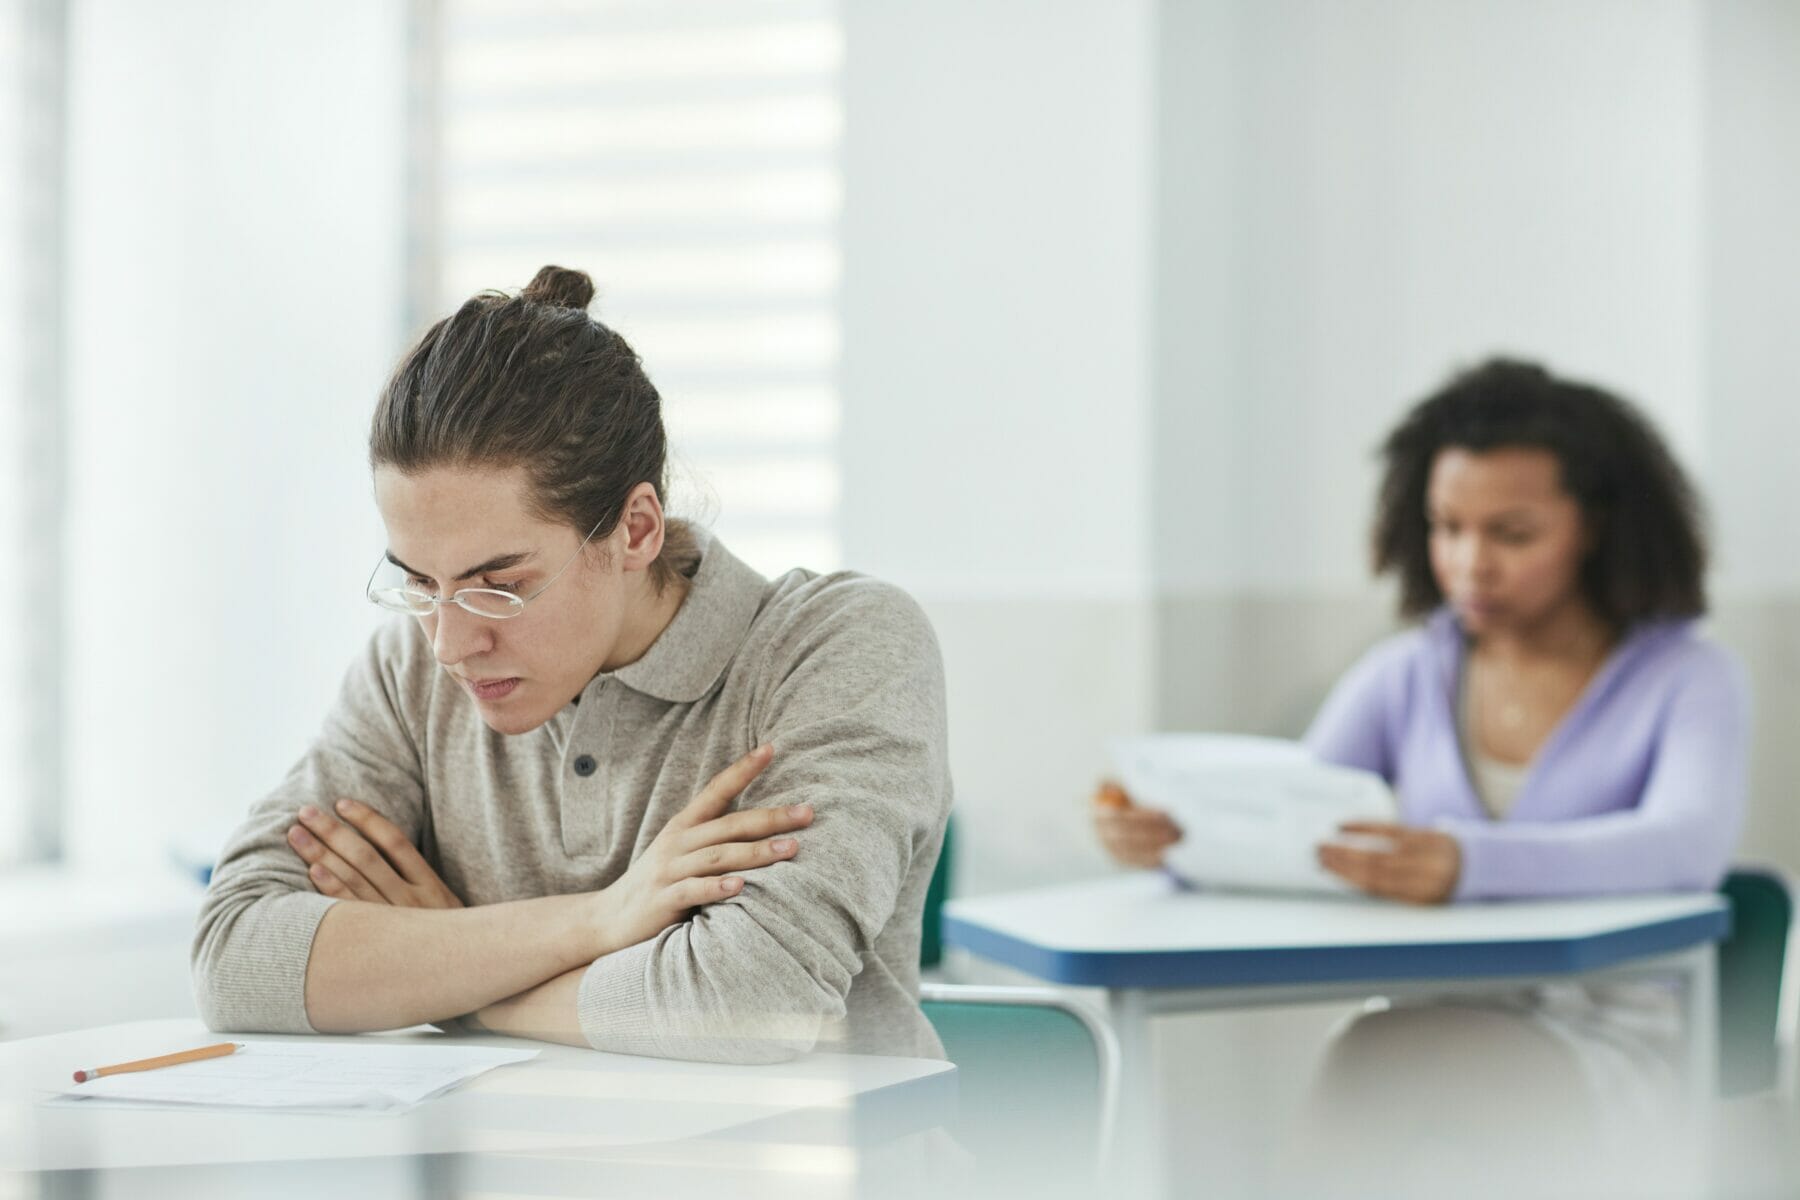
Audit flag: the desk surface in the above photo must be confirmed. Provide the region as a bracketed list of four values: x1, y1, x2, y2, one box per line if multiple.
[944, 873, 1729, 987]
[0, 1018, 955, 1175]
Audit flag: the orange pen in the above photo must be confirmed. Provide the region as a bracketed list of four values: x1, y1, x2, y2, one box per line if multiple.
[1094, 782, 1132, 810]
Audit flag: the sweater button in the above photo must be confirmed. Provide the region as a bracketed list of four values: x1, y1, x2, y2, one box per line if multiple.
[573, 754, 597, 777]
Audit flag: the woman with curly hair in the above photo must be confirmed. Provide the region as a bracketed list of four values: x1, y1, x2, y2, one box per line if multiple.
[1098, 356, 1746, 904]
[1098, 357, 1748, 1194]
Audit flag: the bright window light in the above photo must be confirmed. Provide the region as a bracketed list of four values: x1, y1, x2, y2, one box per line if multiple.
[428, 0, 842, 577]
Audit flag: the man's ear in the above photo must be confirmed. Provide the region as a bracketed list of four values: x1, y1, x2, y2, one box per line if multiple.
[616, 481, 667, 572]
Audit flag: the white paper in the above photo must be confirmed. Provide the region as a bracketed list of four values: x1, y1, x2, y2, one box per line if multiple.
[1108, 734, 1400, 895]
[46, 1040, 539, 1116]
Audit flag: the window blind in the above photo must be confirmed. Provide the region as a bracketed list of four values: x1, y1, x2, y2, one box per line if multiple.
[426, 0, 843, 577]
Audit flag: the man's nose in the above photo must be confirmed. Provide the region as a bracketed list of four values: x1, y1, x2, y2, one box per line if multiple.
[430, 602, 492, 667]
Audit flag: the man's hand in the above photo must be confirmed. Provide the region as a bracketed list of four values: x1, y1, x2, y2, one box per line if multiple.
[591, 744, 815, 956]
[1317, 822, 1461, 905]
[287, 798, 464, 909]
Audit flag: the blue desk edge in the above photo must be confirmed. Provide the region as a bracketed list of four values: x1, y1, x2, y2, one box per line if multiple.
[941, 904, 1731, 988]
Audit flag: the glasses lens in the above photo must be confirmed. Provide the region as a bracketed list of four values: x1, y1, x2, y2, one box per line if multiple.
[370, 586, 436, 615]
[458, 589, 525, 619]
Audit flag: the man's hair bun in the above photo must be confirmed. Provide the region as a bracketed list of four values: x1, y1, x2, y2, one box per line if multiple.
[520, 264, 595, 311]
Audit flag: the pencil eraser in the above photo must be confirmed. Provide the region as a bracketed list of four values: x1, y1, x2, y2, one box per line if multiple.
[73, 1070, 87, 1083]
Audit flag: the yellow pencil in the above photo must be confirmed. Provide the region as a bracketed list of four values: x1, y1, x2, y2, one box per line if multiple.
[74, 1041, 240, 1083]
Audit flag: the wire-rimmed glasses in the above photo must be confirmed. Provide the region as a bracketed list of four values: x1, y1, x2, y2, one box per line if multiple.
[365, 516, 607, 620]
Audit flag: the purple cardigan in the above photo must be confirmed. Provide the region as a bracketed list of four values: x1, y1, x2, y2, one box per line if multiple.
[1304, 609, 1750, 901]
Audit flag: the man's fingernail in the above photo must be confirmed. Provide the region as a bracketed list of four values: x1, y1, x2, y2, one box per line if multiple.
[288, 826, 314, 848]
[299, 806, 319, 821]
[336, 799, 355, 814]
[789, 804, 811, 819]
[772, 838, 796, 853]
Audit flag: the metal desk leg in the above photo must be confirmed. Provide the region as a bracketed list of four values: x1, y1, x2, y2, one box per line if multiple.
[1677, 941, 1719, 1106]
[1665, 941, 1719, 1194]
[1105, 988, 1163, 1199]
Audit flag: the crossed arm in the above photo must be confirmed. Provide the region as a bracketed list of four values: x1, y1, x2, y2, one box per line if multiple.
[281, 746, 814, 1043]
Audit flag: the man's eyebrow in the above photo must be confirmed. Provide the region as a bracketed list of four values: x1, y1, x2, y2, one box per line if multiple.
[384, 550, 536, 582]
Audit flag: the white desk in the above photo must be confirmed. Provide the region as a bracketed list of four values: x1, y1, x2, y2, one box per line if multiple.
[0, 1018, 957, 1200]
[945, 874, 1729, 1195]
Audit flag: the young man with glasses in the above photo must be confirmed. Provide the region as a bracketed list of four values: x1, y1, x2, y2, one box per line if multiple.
[192, 267, 953, 1065]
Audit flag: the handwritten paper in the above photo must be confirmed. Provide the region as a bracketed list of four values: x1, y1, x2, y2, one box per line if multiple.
[47, 1040, 538, 1115]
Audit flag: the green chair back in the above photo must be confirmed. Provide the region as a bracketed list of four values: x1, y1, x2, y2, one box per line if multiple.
[921, 994, 1106, 1196]
[1718, 867, 1793, 1097]
[919, 815, 954, 970]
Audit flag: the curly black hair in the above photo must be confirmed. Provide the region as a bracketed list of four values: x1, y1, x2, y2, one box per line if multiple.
[1373, 358, 1708, 627]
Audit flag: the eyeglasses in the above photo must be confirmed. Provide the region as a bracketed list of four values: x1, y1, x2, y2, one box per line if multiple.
[365, 516, 607, 620]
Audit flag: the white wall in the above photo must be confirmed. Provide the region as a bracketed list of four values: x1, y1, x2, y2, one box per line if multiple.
[840, 0, 1156, 598]
[1703, 0, 1800, 595]
[841, 0, 1160, 890]
[64, 0, 407, 867]
[1155, 0, 1706, 594]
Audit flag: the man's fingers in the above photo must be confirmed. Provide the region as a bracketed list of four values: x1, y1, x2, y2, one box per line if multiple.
[301, 842, 383, 903]
[673, 874, 745, 911]
[670, 837, 799, 880]
[677, 744, 775, 827]
[334, 798, 434, 888]
[685, 800, 813, 853]
[307, 863, 352, 899]
[297, 806, 407, 900]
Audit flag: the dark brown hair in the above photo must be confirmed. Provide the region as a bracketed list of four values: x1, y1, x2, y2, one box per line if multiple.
[1372, 357, 1708, 628]
[370, 265, 697, 592]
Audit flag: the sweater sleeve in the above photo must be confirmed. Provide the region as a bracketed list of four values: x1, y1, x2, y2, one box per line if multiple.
[1440, 642, 1750, 901]
[190, 621, 430, 1032]
[1303, 635, 1411, 781]
[574, 581, 950, 1064]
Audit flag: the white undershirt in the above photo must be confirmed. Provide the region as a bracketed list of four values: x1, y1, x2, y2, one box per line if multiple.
[1457, 673, 1530, 820]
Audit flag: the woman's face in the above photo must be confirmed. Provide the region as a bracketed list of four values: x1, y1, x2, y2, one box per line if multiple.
[1425, 446, 1593, 638]
[373, 463, 637, 736]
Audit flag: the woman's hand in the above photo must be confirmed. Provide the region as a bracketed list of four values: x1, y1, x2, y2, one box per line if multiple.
[287, 797, 463, 908]
[1092, 781, 1182, 869]
[1317, 822, 1461, 905]
[592, 744, 813, 955]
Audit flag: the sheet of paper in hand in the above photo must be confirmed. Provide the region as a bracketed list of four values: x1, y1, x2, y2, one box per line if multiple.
[1107, 734, 1399, 895]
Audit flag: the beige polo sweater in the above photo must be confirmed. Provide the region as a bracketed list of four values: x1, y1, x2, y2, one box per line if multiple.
[191, 532, 952, 1064]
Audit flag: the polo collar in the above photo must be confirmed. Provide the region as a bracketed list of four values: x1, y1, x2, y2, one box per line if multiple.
[599, 530, 768, 704]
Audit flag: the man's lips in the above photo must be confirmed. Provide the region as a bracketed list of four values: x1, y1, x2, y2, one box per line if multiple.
[460, 676, 520, 700]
